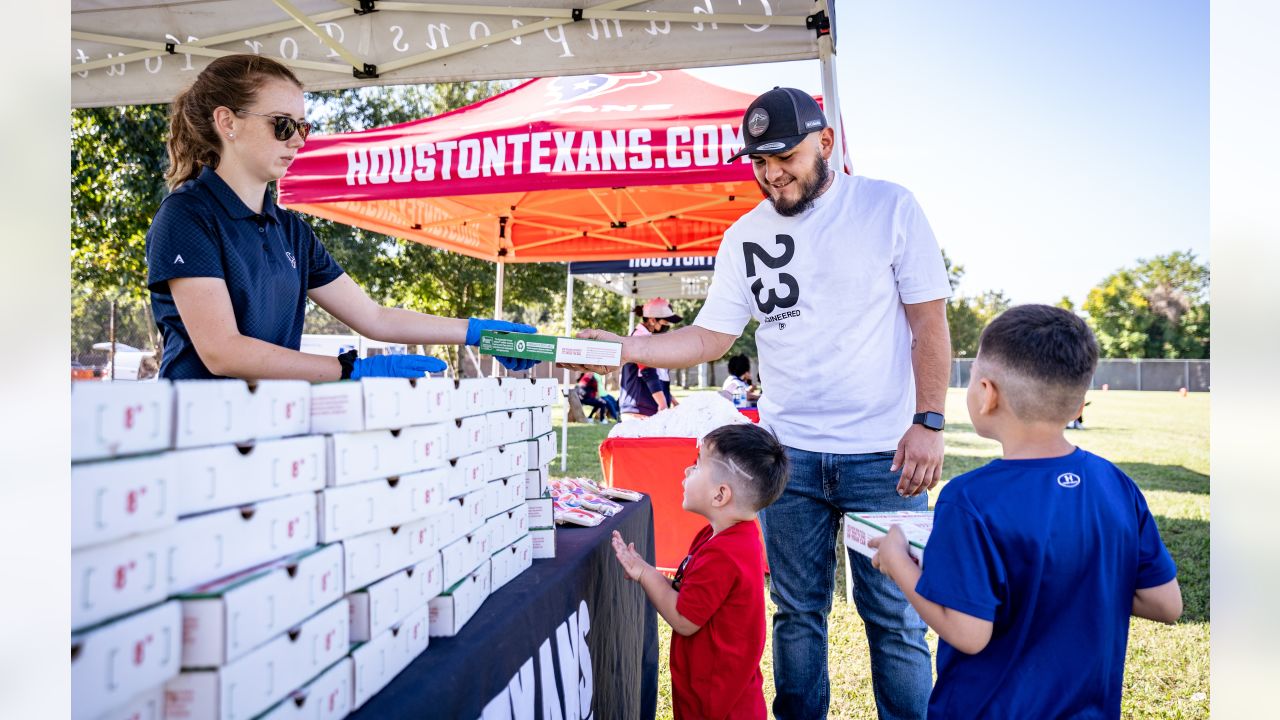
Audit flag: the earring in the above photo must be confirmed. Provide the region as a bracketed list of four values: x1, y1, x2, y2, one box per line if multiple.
[228, 132, 235, 139]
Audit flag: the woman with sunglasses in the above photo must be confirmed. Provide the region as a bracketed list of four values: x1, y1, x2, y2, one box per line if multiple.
[144, 54, 534, 381]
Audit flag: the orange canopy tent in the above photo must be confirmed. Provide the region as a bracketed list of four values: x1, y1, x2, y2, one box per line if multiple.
[277, 69, 806, 263]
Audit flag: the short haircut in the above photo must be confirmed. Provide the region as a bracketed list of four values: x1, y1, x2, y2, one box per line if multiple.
[727, 354, 751, 378]
[701, 423, 789, 511]
[977, 304, 1099, 423]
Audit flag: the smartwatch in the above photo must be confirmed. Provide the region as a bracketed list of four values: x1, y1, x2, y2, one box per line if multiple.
[337, 349, 358, 380]
[912, 411, 945, 432]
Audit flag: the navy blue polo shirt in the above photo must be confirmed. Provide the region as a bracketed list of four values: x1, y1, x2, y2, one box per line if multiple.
[146, 166, 345, 379]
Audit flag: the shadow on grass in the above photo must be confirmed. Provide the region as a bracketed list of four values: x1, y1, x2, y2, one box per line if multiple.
[1116, 463, 1209, 495]
[1156, 515, 1209, 623]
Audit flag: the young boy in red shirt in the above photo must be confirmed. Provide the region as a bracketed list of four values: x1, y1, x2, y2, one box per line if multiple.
[612, 423, 789, 719]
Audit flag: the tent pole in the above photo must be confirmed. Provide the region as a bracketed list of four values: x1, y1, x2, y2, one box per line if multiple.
[560, 266, 575, 473]
[492, 261, 505, 376]
[819, 33, 846, 173]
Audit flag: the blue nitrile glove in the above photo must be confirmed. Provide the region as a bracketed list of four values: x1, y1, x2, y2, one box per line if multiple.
[466, 318, 541, 372]
[350, 354, 447, 379]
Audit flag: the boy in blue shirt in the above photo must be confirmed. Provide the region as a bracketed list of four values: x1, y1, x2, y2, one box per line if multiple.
[870, 304, 1182, 718]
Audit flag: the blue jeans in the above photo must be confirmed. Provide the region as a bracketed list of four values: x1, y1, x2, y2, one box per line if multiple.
[759, 447, 932, 720]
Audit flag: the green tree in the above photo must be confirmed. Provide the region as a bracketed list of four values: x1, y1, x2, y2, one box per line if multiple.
[1082, 251, 1209, 358]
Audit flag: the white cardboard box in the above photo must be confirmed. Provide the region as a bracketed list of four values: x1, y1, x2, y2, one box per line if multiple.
[487, 475, 527, 517]
[167, 493, 317, 594]
[525, 468, 550, 500]
[530, 405, 554, 439]
[256, 657, 352, 720]
[428, 568, 492, 637]
[495, 378, 532, 411]
[530, 528, 556, 559]
[491, 444, 529, 481]
[455, 377, 500, 418]
[317, 467, 450, 542]
[248, 380, 311, 441]
[526, 432, 557, 467]
[350, 603, 431, 709]
[487, 504, 530, 552]
[72, 453, 177, 551]
[532, 378, 559, 406]
[526, 498, 554, 530]
[508, 408, 534, 442]
[843, 511, 933, 567]
[173, 436, 326, 517]
[450, 452, 487, 498]
[172, 380, 255, 450]
[309, 378, 442, 435]
[71, 381, 174, 462]
[178, 544, 344, 668]
[341, 515, 443, 591]
[164, 600, 349, 720]
[347, 554, 444, 643]
[491, 534, 533, 591]
[453, 415, 489, 456]
[442, 487, 489, 545]
[415, 377, 458, 424]
[325, 429, 408, 487]
[72, 529, 171, 631]
[95, 684, 166, 720]
[440, 530, 491, 590]
[72, 601, 182, 720]
[404, 421, 454, 471]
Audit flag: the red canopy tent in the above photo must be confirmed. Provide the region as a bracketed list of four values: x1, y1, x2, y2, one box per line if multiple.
[277, 69, 827, 263]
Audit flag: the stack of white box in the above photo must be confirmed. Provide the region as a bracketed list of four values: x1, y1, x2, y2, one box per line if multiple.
[524, 378, 560, 562]
[72, 373, 561, 720]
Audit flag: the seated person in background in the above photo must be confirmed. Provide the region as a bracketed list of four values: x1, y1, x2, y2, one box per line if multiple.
[577, 371, 620, 423]
[721, 354, 761, 408]
[612, 423, 789, 720]
[870, 304, 1182, 718]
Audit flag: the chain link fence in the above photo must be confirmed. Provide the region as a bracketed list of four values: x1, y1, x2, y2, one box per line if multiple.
[951, 358, 1210, 391]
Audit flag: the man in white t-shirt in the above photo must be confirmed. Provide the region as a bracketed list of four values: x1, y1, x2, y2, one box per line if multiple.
[565, 87, 951, 720]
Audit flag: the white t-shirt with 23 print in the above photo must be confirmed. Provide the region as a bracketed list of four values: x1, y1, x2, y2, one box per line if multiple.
[694, 171, 951, 454]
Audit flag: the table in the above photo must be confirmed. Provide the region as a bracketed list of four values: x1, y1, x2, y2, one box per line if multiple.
[599, 438, 767, 574]
[350, 498, 658, 720]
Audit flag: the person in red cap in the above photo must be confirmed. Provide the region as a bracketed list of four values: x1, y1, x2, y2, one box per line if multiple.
[565, 87, 953, 720]
[618, 297, 684, 419]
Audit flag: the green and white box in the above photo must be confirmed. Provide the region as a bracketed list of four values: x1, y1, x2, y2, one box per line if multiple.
[478, 330, 622, 366]
[843, 511, 933, 567]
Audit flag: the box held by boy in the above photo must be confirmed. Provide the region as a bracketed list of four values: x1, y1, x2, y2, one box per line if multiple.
[177, 544, 343, 668]
[72, 452, 176, 551]
[164, 599, 348, 720]
[255, 657, 352, 720]
[72, 528, 171, 631]
[71, 380, 174, 462]
[172, 435, 325, 517]
[72, 600, 182, 720]
[347, 553, 443, 643]
[167, 493, 316, 593]
[843, 510, 933, 567]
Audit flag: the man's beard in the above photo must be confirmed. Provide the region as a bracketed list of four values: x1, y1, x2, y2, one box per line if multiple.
[759, 153, 831, 217]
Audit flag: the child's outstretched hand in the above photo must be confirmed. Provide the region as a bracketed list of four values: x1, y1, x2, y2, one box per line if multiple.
[612, 530, 645, 581]
[869, 525, 911, 577]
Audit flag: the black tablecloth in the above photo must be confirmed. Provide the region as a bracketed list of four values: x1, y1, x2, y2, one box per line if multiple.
[350, 496, 659, 720]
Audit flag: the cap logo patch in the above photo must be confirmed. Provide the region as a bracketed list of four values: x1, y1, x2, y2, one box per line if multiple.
[805, 118, 825, 129]
[747, 109, 770, 137]
[756, 141, 786, 151]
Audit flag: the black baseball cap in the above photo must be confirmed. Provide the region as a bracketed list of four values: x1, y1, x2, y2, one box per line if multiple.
[727, 87, 828, 162]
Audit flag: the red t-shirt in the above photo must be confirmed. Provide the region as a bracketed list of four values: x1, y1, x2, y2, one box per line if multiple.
[671, 521, 767, 720]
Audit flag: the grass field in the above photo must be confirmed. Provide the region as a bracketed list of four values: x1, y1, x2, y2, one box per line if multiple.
[551, 388, 1209, 719]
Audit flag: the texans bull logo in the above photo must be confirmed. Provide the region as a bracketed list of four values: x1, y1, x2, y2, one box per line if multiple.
[544, 71, 662, 104]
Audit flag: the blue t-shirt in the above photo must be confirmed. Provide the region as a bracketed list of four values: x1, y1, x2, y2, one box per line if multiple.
[145, 167, 344, 379]
[915, 447, 1177, 719]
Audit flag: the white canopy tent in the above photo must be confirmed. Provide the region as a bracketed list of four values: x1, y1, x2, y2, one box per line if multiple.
[70, 0, 843, 472]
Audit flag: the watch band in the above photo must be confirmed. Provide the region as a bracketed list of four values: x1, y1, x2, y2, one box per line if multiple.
[913, 411, 945, 431]
[338, 349, 358, 380]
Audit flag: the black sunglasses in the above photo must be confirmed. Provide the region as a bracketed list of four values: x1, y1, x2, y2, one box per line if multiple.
[232, 108, 312, 141]
[671, 553, 693, 592]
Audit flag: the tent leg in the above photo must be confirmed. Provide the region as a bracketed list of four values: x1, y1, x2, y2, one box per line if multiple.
[492, 262, 505, 376]
[561, 266, 574, 473]
[819, 34, 847, 173]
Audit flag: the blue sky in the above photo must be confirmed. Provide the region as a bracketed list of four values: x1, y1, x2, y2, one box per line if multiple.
[688, 0, 1208, 307]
